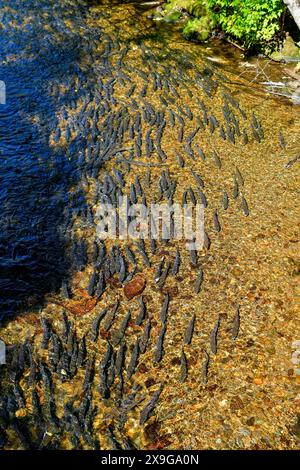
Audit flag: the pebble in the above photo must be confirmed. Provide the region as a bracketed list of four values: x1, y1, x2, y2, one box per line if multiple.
[124, 275, 146, 300]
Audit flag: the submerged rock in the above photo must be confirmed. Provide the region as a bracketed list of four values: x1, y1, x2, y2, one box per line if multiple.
[124, 275, 146, 300]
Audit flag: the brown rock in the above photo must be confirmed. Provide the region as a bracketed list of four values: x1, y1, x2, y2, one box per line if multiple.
[61, 297, 98, 316]
[145, 378, 156, 388]
[124, 275, 146, 300]
[146, 436, 172, 450]
[107, 277, 122, 288]
[144, 421, 161, 441]
[253, 377, 263, 385]
[230, 396, 244, 411]
[138, 363, 148, 373]
[246, 417, 255, 426]
[170, 357, 181, 366]
[166, 286, 179, 297]
[15, 409, 27, 418]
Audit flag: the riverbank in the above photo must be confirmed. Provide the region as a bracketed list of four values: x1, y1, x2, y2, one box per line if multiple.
[140, 0, 300, 104]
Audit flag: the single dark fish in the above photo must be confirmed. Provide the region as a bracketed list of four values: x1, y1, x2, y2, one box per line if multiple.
[184, 142, 195, 161]
[188, 187, 197, 205]
[150, 238, 157, 255]
[210, 317, 220, 354]
[140, 84, 148, 98]
[18, 333, 30, 369]
[242, 128, 249, 145]
[175, 153, 185, 168]
[220, 125, 226, 140]
[183, 104, 193, 120]
[57, 350, 70, 381]
[212, 151, 222, 169]
[251, 123, 261, 143]
[182, 190, 188, 206]
[154, 324, 167, 363]
[222, 189, 229, 210]
[278, 130, 286, 149]
[115, 340, 126, 377]
[171, 248, 181, 276]
[156, 261, 171, 289]
[179, 348, 188, 383]
[13, 382, 25, 409]
[49, 332, 62, 370]
[184, 314, 196, 345]
[235, 167, 244, 187]
[126, 84, 136, 98]
[113, 168, 125, 187]
[54, 126, 61, 143]
[135, 175, 143, 197]
[78, 389, 92, 425]
[31, 389, 42, 419]
[130, 183, 137, 205]
[99, 342, 113, 398]
[159, 94, 168, 107]
[194, 268, 204, 294]
[95, 271, 105, 299]
[160, 293, 170, 325]
[154, 257, 165, 283]
[106, 425, 123, 450]
[61, 280, 70, 299]
[191, 169, 205, 188]
[202, 350, 210, 384]
[196, 188, 208, 208]
[39, 359, 52, 395]
[107, 350, 116, 388]
[140, 385, 163, 425]
[232, 177, 239, 199]
[77, 335, 87, 368]
[126, 340, 140, 380]
[252, 112, 264, 140]
[139, 319, 151, 354]
[103, 302, 119, 332]
[113, 310, 131, 346]
[87, 269, 98, 297]
[40, 318, 51, 349]
[167, 108, 175, 127]
[204, 231, 211, 250]
[135, 242, 151, 267]
[91, 308, 109, 341]
[125, 246, 136, 265]
[69, 340, 78, 377]
[118, 253, 127, 284]
[66, 321, 75, 355]
[232, 306, 240, 340]
[195, 145, 206, 161]
[189, 246, 198, 267]
[240, 194, 250, 216]
[177, 125, 184, 143]
[213, 210, 221, 233]
[284, 154, 300, 169]
[83, 356, 95, 392]
[226, 123, 235, 144]
[186, 126, 200, 144]
[136, 296, 146, 326]
[27, 348, 37, 387]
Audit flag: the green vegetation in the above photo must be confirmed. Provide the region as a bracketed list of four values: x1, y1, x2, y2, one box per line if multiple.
[207, 0, 285, 49]
[163, 0, 290, 52]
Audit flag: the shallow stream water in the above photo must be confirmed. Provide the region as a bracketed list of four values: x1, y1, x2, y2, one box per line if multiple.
[0, 0, 299, 450]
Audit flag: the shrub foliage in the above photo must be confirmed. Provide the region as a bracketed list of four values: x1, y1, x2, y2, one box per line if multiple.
[165, 0, 286, 50]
